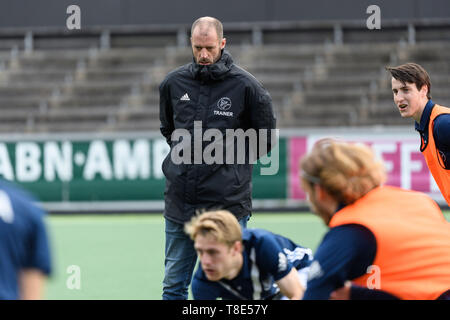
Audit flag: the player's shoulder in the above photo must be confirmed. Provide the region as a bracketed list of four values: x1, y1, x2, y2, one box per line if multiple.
[229, 64, 264, 87]
[0, 180, 45, 221]
[243, 228, 285, 249]
[160, 63, 193, 86]
[242, 228, 274, 241]
[0, 180, 35, 204]
[433, 109, 450, 126]
[323, 224, 377, 252]
[434, 103, 450, 112]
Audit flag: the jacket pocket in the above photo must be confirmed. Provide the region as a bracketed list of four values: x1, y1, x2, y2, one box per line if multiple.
[173, 100, 196, 129]
[233, 164, 251, 188]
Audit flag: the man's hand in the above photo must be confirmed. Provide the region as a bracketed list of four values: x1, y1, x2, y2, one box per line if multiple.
[276, 267, 306, 300]
[329, 281, 352, 300]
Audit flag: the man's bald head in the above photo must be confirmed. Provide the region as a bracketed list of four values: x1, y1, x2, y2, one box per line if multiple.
[190, 16, 226, 65]
[191, 17, 223, 41]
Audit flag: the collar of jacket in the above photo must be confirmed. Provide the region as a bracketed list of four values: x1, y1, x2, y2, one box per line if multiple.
[190, 49, 233, 82]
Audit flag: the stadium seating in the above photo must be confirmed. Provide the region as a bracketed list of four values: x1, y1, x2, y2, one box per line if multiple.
[0, 21, 449, 132]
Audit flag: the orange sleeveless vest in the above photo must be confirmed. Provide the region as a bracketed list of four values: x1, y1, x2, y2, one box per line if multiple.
[421, 104, 450, 206]
[329, 186, 450, 300]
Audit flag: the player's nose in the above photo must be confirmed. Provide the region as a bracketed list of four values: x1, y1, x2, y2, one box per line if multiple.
[394, 92, 405, 104]
[200, 255, 211, 266]
[200, 49, 209, 58]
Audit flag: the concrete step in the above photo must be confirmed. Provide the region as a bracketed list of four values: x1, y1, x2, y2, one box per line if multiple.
[68, 82, 132, 96]
[0, 84, 54, 97]
[5, 70, 69, 83]
[303, 77, 374, 90]
[302, 89, 366, 104]
[343, 28, 407, 43]
[93, 56, 158, 68]
[58, 96, 123, 107]
[256, 74, 302, 85]
[0, 97, 44, 110]
[112, 118, 160, 131]
[83, 69, 145, 82]
[245, 64, 309, 76]
[31, 120, 110, 133]
[111, 34, 177, 48]
[326, 65, 383, 77]
[16, 56, 81, 69]
[261, 81, 296, 92]
[34, 37, 100, 50]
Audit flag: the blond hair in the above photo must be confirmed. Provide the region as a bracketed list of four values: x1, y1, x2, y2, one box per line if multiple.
[300, 138, 386, 205]
[185, 210, 242, 246]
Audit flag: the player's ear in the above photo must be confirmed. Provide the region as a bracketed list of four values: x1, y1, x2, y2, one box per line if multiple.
[315, 184, 332, 202]
[314, 184, 324, 200]
[419, 84, 428, 97]
[232, 241, 242, 254]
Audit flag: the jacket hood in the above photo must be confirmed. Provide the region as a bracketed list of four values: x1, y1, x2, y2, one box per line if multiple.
[190, 49, 234, 82]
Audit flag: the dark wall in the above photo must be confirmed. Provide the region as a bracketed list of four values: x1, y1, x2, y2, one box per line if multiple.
[0, 0, 449, 29]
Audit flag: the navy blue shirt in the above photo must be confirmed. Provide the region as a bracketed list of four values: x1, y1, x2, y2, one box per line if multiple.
[0, 180, 52, 300]
[192, 228, 313, 300]
[415, 100, 450, 168]
[303, 224, 378, 300]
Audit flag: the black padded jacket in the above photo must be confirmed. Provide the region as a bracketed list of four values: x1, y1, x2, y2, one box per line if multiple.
[159, 50, 276, 223]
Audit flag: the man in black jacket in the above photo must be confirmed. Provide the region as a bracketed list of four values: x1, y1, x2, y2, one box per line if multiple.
[159, 16, 276, 300]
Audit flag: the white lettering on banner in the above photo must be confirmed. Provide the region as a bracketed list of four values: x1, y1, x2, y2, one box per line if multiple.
[307, 135, 439, 196]
[83, 140, 113, 180]
[74, 152, 86, 166]
[44, 142, 73, 182]
[371, 143, 396, 173]
[16, 142, 42, 182]
[401, 143, 423, 190]
[430, 173, 440, 193]
[0, 143, 14, 180]
[0, 139, 168, 183]
[113, 139, 150, 180]
[152, 139, 169, 179]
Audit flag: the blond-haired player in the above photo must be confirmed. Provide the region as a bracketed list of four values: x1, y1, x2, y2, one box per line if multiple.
[300, 138, 450, 300]
[185, 210, 312, 300]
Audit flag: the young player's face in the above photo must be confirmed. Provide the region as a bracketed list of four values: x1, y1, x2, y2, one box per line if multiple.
[194, 234, 239, 281]
[391, 78, 428, 122]
[191, 28, 225, 65]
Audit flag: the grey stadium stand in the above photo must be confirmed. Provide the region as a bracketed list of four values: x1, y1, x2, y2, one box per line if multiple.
[0, 19, 449, 133]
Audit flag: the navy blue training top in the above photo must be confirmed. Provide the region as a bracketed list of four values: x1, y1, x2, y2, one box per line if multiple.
[302, 224, 378, 300]
[192, 228, 313, 300]
[0, 180, 52, 300]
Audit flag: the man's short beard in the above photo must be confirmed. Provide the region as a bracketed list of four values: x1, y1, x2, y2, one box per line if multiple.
[192, 48, 223, 65]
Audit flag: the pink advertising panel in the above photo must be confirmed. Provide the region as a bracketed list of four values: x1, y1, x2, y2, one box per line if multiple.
[288, 134, 442, 203]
